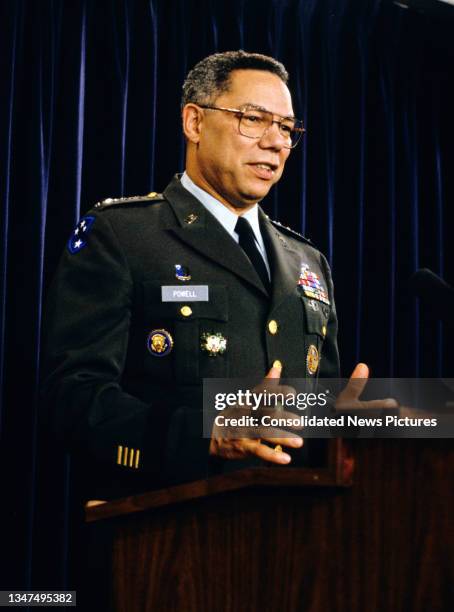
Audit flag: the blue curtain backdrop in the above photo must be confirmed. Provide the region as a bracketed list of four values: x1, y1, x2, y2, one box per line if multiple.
[1, 0, 453, 592]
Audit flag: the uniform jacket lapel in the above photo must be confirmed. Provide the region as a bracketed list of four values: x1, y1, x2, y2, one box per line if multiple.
[163, 176, 268, 296]
[259, 209, 302, 312]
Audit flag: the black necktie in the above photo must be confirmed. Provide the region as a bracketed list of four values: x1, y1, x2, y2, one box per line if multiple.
[235, 216, 270, 291]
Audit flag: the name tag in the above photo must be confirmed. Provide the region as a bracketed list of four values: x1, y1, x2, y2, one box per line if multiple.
[161, 285, 209, 302]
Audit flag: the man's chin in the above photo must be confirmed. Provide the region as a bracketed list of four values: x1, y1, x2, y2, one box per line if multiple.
[232, 195, 265, 209]
[238, 183, 276, 205]
[241, 190, 272, 205]
[219, 184, 275, 210]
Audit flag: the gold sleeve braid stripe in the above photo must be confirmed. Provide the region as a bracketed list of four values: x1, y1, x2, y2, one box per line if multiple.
[116, 445, 140, 469]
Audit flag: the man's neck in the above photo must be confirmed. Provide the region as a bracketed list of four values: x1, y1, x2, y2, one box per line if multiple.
[184, 169, 257, 215]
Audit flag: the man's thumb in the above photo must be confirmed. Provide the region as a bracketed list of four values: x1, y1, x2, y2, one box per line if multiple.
[350, 363, 370, 379]
[338, 362, 370, 401]
[265, 362, 283, 379]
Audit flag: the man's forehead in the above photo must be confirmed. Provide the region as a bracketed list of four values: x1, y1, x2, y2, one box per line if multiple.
[220, 69, 294, 115]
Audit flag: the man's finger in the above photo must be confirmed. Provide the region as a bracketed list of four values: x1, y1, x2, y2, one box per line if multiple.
[260, 364, 297, 398]
[262, 435, 304, 448]
[244, 439, 291, 464]
[250, 383, 296, 402]
[209, 438, 248, 459]
[351, 363, 369, 379]
[268, 384, 297, 397]
[265, 363, 282, 379]
[337, 362, 370, 402]
[216, 411, 304, 439]
[337, 398, 399, 411]
[262, 362, 283, 390]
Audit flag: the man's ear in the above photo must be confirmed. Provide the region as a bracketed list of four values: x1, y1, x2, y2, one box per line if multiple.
[182, 104, 204, 144]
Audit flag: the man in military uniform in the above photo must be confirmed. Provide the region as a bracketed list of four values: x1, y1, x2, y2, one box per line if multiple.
[42, 50, 343, 501]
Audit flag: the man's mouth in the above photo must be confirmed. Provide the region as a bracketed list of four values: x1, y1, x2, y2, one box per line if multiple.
[248, 162, 278, 180]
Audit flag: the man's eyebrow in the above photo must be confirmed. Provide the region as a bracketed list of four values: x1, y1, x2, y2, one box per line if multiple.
[240, 103, 296, 120]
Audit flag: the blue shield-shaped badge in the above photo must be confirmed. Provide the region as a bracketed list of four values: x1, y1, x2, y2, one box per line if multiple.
[67, 216, 96, 254]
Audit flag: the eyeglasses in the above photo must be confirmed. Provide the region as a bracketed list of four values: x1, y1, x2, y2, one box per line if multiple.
[198, 104, 305, 149]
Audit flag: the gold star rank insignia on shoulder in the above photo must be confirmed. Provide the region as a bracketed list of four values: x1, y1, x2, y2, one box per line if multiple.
[67, 216, 96, 254]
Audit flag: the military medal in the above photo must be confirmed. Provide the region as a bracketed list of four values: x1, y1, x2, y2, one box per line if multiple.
[298, 263, 330, 305]
[306, 344, 319, 376]
[147, 329, 174, 356]
[175, 264, 191, 281]
[201, 332, 227, 357]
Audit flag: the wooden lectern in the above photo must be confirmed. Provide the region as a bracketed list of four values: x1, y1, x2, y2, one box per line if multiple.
[86, 439, 453, 612]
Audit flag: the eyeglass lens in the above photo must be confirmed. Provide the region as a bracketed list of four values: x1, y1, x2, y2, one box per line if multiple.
[239, 109, 302, 147]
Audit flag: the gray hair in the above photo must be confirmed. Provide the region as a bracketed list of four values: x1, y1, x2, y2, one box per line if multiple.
[181, 50, 289, 109]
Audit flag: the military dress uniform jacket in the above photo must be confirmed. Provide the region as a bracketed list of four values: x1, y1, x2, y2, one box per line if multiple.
[41, 175, 340, 499]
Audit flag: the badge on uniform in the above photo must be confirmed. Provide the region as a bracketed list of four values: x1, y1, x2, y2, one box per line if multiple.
[306, 344, 319, 376]
[201, 332, 227, 357]
[175, 264, 191, 281]
[298, 263, 330, 305]
[67, 216, 96, 254]
[308, 300, 319, 312]
[147, 329, 174, 356]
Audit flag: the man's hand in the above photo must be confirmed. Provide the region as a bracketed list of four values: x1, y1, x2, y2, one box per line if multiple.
[335, 363, 398, 411]
[209, 363, 304, 464]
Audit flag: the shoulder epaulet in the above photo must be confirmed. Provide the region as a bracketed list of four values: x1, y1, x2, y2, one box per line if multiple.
[268, 217, 313, 245]
[94, 191, 164, 210]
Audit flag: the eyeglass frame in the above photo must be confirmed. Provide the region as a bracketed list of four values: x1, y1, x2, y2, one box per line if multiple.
[196, 104, 306, 149]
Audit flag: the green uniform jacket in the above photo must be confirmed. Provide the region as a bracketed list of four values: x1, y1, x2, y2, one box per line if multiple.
[41, 175, 339, 499]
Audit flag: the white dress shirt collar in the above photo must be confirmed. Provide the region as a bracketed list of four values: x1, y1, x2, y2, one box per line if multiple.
[180, 172, 264, 247]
